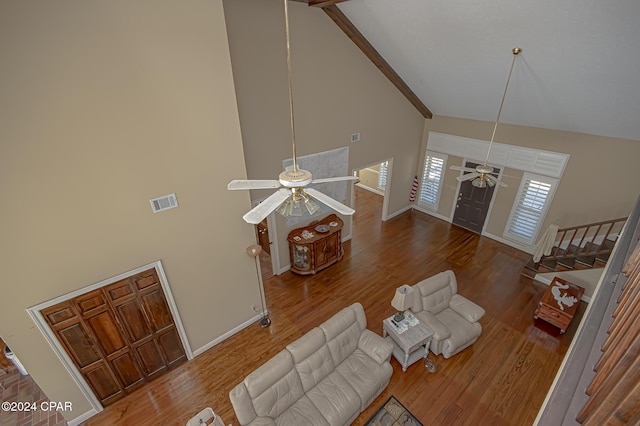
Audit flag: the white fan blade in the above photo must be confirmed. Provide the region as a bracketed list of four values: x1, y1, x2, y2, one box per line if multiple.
[450, 165, 477, 173]
[456, 172, 480, 182]
[228, 180, 281, 190]
[305, 188, 355, 216]
[242, 188, 291, 224]
[311, 176, 359, 184]
[485, 174, 508, 187]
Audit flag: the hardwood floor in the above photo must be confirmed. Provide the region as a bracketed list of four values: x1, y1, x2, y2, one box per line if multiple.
[83, 187, 585, 426]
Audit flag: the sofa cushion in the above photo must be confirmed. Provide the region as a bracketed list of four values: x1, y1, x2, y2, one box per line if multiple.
[336, 349, 393, 410]
[244, 350, 304, 419]
[276, 395, 329, 426]
[357, 329, 393, 365]
[306, 371, 360, 426]
[320, 303, 366, 366]
[287, 328, 335, 392]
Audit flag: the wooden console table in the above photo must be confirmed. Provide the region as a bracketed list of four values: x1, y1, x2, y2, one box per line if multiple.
[287, 214, 343, 275]
[534, 277, 584, 333]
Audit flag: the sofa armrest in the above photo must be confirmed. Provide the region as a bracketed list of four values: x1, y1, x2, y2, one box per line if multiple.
[229, 382, 258, 426]
[449, 294, 485, 323]
[417, 311, 451, 341]
[358, 329, 393, 364]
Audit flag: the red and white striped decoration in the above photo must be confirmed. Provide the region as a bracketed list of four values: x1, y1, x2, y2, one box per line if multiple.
[409, 175, 419, 202]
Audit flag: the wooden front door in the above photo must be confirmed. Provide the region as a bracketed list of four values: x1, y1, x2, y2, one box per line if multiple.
[41, 268, 186, 406]
[452, 161, 500, 234]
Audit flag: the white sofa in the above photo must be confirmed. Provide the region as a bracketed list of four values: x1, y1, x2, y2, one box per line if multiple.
[411, 270, 485, 359]
[229, 302, 393, 426]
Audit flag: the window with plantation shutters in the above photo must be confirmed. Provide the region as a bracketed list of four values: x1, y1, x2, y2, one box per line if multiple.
[418, 151, 447, 210]
[378, 161, 388, 190]
[505, 173, 558, 245]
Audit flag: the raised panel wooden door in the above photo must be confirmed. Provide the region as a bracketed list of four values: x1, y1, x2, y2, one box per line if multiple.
[41, 301, 124, 406]
[107, 269, 186, 375]
[41, 268, 185, 407]
[75, 293, 145, 394]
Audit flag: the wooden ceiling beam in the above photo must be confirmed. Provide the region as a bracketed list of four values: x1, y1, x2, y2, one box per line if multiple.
[308, 0, 348, 7]
[321, 5, 433, 119]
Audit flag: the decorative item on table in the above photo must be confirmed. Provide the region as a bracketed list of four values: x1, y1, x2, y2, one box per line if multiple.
[301, 230, 314, 239]
[315, 224, 330, 233]
[329, 221, 339, 227]
[391, 284, 414, 322]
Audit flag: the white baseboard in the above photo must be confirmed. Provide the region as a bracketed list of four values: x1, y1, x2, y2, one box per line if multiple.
[355, 182, 385, 196]
[411, 205, 451, 222]
[68, 409, 99, 426]
[385, 205, 412, 220]
[192, 313, 266, 358]
[482, 232, 535, 255]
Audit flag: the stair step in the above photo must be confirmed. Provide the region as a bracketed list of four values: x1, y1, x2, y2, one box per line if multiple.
[539, 257, 558, 271]
[595, 239, 616, 263]
[556, 258, 576, 269]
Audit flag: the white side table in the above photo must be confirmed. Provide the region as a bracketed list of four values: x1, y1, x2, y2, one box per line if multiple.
[382, 314, 435, 372]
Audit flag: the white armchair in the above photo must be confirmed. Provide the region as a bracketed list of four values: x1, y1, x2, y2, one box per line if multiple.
[410, 270, 485, 359]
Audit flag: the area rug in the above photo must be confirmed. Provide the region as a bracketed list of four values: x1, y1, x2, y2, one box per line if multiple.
[364, 396, 423, 426]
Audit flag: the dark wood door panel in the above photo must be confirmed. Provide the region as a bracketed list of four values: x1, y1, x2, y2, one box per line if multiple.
[135, 340, 167, 377]
[115, 299, 152, 343]
[140, 287, 174, 332]
[134, 271, 159, 291]
[111, 352, 145, 390]
[73, 289, 108, 316]
[157, 328, 187, 367]
[105, 278, 136, 304]
[57, 322, 102, 368]
[41, 302, 77, 327]
[85, 310, 127, 356]
[84, 361, 123, 405]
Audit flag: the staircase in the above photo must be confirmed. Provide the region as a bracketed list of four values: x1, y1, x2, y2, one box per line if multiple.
[522, 217, 628, 278]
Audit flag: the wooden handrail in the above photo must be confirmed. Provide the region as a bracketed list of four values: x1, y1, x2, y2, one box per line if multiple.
[538, 217, 628, 267]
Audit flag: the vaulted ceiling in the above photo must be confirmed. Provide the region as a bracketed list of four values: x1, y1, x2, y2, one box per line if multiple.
[297, 0, 640, 141]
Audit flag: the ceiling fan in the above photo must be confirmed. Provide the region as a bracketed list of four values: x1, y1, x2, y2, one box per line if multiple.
[228, 0, 357, 225]
[451, 47, 522, 189]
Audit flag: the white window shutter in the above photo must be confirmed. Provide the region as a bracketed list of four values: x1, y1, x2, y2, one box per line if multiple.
[505, 174, 557, 245]
[378, 161, 388, 189]
[418, 152, 447, 209]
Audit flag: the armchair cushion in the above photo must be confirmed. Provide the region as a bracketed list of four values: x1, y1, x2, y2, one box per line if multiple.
[414, 311, 451, 342]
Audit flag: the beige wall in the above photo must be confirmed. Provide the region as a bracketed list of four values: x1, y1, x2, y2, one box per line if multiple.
[224, 0, 425, 269]
[0, 0, 259, 420]
[422, 115, 640, 248]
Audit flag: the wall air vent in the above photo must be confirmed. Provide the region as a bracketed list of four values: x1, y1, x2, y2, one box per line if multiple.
[150, 193, 178, 213]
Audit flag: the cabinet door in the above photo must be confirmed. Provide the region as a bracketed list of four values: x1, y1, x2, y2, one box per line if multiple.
[291, 244, 311, 270]
[315, 233, 339, 267]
